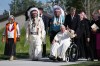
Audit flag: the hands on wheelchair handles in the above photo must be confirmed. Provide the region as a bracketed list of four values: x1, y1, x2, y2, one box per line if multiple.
[65, 38, 78, 62]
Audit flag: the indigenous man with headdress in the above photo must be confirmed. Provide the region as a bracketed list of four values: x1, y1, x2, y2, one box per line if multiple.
[26, 7, 45, 61]
[2, 15, 20, 61]
[49, 5, 65, 43]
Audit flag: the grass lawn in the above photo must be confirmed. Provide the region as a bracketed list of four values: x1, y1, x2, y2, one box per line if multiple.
[0, 27, 100, 66]
[0, 27, 51, 59]
[65, 61, 100, 66]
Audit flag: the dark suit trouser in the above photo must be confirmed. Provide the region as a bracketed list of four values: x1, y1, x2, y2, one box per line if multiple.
[42, 44, 46, 57]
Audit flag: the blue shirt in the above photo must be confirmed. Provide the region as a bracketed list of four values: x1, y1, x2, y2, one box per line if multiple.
[50, 15, 65, 32]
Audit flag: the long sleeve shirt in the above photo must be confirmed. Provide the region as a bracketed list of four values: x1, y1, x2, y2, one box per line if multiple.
[3, 23, 20, 38]
[54, 30, 71, 43]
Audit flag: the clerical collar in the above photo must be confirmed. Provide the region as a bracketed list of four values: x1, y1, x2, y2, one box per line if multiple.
[40, 14, 43, 17]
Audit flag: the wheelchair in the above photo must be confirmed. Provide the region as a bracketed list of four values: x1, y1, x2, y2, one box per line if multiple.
[65, 39, 78, 62]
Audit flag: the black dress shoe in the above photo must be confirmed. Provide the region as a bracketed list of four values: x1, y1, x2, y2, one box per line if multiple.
[90, 59, 94, 61]
[49, 55, 56, 61]
[57, 57, 63, 61]
[87, 58, 94, 61]
[98, 58, 100, 61]
[32, 58, 39, 61]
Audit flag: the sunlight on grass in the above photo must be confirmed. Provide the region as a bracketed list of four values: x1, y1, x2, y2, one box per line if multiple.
[16, 27, 29, 53]
[46, 34, 50, 55]
[0, 28, 5, 54]
[0, 27, 51, 58]
[64, 61, 100, 66]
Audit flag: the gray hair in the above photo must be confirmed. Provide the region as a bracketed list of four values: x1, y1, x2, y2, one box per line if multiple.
[60, 25, 65, 28]
[8, 15, 15, 21]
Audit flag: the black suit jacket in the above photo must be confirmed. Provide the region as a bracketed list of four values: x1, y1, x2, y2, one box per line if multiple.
[42, 15, 50, 33]
[64, 14, 80, 31]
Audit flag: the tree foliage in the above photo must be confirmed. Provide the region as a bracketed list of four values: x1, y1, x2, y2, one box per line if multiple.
[1, 0, 40, 20]
[9, 0, 37, 15]
[51, 0, 100, 19]
[2, 0, 100, 19]
[3, 10, 9, 17]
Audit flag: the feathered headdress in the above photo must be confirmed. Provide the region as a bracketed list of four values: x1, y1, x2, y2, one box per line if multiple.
[28, 7, 40, 21]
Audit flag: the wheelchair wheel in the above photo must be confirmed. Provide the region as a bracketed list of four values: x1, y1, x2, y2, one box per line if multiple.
[66, 43, 78, 62]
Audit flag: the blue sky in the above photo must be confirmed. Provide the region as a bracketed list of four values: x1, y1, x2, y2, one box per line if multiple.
[0, 0, 12, 14]
[0, 0, 50, 15]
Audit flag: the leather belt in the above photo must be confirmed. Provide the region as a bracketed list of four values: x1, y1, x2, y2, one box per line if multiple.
[30, 32, 38, 35]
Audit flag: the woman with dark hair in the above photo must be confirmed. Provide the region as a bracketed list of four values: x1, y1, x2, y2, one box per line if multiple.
[76, 11, 94, 61]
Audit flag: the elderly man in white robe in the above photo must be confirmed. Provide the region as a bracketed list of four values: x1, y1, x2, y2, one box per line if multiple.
[49, 25, 75, 61]
[25, 7, 45, 61]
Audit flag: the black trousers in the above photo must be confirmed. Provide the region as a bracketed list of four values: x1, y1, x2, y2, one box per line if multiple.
[4, 38, 16, 56]
[42, 44, 46, 57]
[85, 43, 94, 59]
[90, 33, 97, 59]
[42, 32, 47, 57]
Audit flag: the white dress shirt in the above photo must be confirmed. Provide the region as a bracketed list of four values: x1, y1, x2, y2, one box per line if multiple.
[3, 23, 20, 38]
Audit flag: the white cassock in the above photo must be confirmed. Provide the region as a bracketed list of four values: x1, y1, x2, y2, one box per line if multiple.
[26, 17, 45, 60]
[50, 30, 71, 61]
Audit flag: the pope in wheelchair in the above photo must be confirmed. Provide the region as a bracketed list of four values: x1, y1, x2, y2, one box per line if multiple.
[49, 25, 76, 61]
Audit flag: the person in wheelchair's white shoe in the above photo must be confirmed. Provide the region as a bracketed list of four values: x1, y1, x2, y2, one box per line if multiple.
[49, 25, 72, 61]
